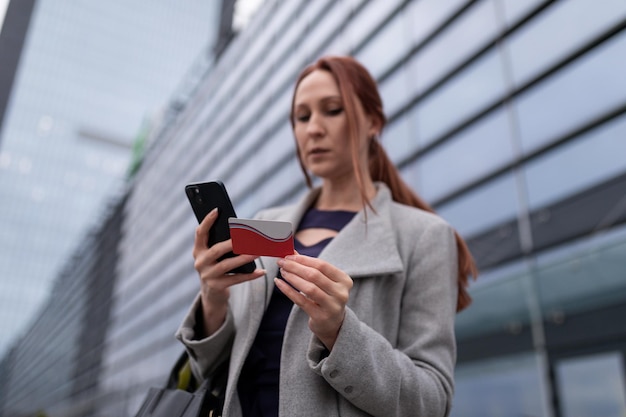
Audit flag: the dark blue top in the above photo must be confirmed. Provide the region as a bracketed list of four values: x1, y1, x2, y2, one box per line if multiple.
[238, 208, 356, 417]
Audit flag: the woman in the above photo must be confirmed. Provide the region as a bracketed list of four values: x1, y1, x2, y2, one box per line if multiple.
[176, 55, 477, 417]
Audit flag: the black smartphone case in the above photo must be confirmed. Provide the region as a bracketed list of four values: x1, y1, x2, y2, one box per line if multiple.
[185, 181, 256, 274]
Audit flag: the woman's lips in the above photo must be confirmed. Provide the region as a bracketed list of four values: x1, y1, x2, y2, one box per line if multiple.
[309, 148, 329, 156]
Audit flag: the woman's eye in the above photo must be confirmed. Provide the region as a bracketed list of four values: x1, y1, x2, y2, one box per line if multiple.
[327, 107, 343, 116]
[295, 114, 310, 122]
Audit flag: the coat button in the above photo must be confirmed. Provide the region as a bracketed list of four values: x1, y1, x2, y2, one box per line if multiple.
[344, 386, 354, 394]
[329, 370, 339, 378]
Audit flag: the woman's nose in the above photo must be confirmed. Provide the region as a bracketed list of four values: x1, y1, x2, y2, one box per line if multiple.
[307, 113, 324, 137]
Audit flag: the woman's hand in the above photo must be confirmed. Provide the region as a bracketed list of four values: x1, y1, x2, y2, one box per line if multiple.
[192, 208, 265, 336]
[275, 254, 353, 350]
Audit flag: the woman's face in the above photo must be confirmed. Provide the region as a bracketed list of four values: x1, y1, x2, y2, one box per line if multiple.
[292, 69, 374, 182]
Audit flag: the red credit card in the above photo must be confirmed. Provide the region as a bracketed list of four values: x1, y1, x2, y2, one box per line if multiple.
[228, 218, 294, 258]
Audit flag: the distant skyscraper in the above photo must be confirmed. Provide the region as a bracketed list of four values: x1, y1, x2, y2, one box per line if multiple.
[0, 0, 218, 360]
[0, 0, 36, 144]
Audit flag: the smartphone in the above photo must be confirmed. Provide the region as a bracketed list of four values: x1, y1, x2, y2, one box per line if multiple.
[185, 181, 256, 274]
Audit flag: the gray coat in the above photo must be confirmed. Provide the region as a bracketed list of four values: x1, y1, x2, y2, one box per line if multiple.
[176, 183, 458, 417]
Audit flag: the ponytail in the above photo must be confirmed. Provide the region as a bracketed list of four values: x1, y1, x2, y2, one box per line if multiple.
[369, 140, 477, 312]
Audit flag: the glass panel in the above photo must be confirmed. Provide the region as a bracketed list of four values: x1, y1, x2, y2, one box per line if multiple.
[413, 48, 507, 147]
[455, 263, 533, 341]
[399, 160, 423, 195]
[355, 10, 411, 79]
[407, 0, 500, 97]
[497, 0, 544, 28]
[383, 112, 415, 164]
[227, 122, 294, 202]
[321, 30, 351, 56]
[345, 0, 403, 49]
[524, 113, 626, 210]
[556, 352, 626, 417]
[535, 228, 626, 318]
[515, 30, 626, 154]
[418, 107, 514, 202]
[405, 0, 467, 47]
[506, 0, 626, 87]
[452, 353, 550, 417]
[308, 1, 351, 55]
[436, 172, 519, 238]
[379, 65, 412, 117]
[237, 156, 304, 218]
[261, 5, 308, 72]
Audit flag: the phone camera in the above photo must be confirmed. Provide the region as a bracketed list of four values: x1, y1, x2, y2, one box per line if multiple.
[187, 187, 203, 204]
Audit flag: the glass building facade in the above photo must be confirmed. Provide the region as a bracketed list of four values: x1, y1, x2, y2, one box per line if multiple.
[2, 0, 626, 416]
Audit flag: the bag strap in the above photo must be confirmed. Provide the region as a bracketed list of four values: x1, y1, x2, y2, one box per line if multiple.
[166, 351, 198, 391]
[176, 359, 194, 391]
[167, 350, 228, 393]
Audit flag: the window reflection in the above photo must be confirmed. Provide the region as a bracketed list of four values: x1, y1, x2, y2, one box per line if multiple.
[515, 30, 626, 154]
[237, 156, 303, 217]
[455, 267, 533, 341]
[383, 112, 416, 164]
[379, 65, 411, 116]
[407, 0, 500, 97]
[309, 2, 351, 55]
[524, 114, 626, 210]
[354, 10, 410, 78]
[497, 0, 544, 28]
[505, 0, 626, 87]
[556, 352, 626, 417]
[347, 0, 403, 53]
[452, 353, 549, 417]
[405, 0, 466, 48]
[436, 172, 519, 237]
[418, 107, 514, 202]
[262, 14, 306, 76]
[228, 122, 294, 201]
[413, 48, 507, 147]
[535, 229, 626, 318]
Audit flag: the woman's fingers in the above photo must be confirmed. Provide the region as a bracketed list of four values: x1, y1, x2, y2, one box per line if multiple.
[277, 254, 352, 301]
[275, 254, 352, 350]
[213, 252, 259, 277]
[195, 239, 260, 279]
[192, 208, 218, 256]
[192, 217, 263, 290]
[213, 267, 266, 289]
[273, 276, 309, 304]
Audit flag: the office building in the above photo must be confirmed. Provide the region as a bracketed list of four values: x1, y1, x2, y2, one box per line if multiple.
[1, 1, 625, 416]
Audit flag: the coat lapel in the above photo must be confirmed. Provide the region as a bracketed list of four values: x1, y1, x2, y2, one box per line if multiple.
[318, 184, 404, 278]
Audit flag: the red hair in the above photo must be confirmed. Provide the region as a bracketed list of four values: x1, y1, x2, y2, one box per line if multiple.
[290, 55, 477, 312]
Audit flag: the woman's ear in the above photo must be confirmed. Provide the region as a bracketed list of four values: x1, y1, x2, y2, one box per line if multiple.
[367, 116, 382, 140]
